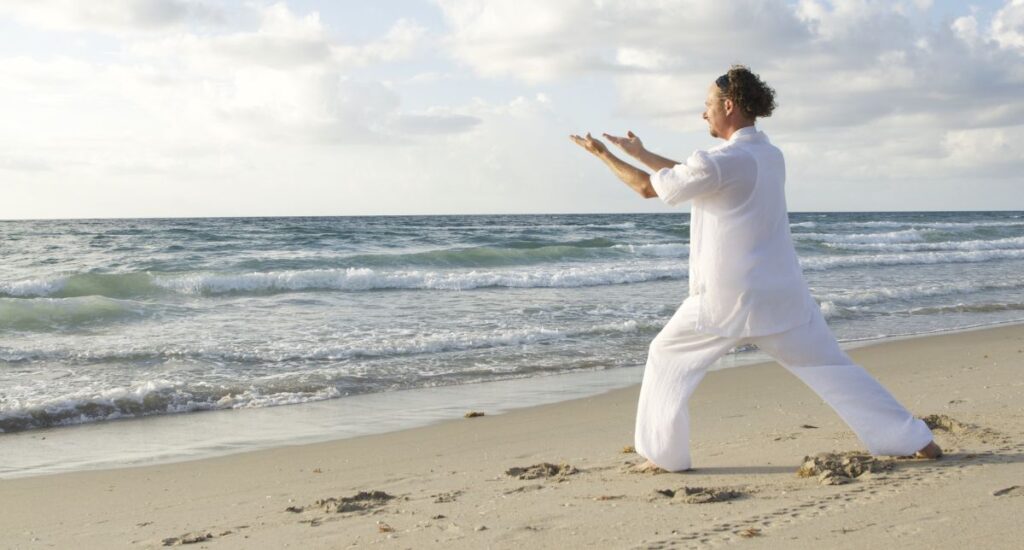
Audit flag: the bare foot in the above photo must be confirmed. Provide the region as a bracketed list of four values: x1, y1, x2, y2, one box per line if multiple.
[914, 441, 943, 459]
[629, 459, 670, 474]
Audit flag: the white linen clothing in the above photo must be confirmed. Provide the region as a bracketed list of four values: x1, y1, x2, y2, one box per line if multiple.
[637, 126, 933, 471]
[634, 296, 934, 472]
[650, 126, 818, 338]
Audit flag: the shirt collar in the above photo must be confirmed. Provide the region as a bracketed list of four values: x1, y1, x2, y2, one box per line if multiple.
[727, 125, 759, 142]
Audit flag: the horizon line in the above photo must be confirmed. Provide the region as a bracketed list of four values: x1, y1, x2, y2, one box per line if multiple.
[2, 208, 1024, 222]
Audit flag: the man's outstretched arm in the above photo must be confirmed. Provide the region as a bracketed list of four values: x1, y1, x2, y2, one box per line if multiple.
[603, 131, 678, 172]
[570, 133, 657, 199]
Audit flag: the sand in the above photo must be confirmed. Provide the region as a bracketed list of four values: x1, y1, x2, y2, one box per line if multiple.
[2, 323, 1023, 549]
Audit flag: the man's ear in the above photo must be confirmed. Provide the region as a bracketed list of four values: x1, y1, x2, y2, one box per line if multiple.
[723, 98, 734, 116]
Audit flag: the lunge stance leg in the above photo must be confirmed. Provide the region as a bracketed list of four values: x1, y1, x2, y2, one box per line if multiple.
[634, 298, 742, 472]
[750, 309, 935, 457]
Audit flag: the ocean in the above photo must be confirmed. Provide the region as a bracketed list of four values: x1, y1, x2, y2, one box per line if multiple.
[2, 211, 1023, 453]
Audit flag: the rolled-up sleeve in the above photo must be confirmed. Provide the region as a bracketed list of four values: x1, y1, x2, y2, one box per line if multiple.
[649, 150, 722, 206]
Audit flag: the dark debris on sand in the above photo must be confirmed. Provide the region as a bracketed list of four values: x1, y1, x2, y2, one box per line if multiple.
[919, 413, 1005, 445]
[654, 486, 745, 504]
[432, 490, 463, 503]
[992, 485, 1023, 497]
[162, 532, 213, 546]
[797, 451, 894, 485]
[307, 490, 396, 514]
[920, 414, 971, 433]
[505, 462, 579, 480]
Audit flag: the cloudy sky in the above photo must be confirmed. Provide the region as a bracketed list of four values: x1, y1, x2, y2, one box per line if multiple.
[1, 0, 1022, 219]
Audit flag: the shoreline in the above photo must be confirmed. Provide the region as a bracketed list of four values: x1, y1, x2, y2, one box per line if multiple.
[1, 322, 1022, 548]
[4, 317, 1024, 481]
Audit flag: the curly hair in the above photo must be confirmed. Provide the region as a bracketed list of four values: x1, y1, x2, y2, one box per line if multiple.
[716, 65, 777, 120]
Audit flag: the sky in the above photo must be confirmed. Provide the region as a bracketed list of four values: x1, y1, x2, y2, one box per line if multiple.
[0, 0, 1022, 219]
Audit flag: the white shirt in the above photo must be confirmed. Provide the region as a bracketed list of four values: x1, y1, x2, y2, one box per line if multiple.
[649, 126, 817, 337]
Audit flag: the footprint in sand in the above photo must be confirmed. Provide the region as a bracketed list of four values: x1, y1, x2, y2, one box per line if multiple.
[288, 490, 396, 515]
[161, 532, 212, 546]
[622, 460, 671, 475]
[503, 484, 545, 495]
[654, 486, 746, 504]
[505, 462, 579, 480]
[797, 451, 895, 485]
[919, 413, 1010, 447]
[920, 414, 972, 434]
[432, 490, 463, 503]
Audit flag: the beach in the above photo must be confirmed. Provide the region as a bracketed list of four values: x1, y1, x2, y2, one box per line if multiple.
[4, 0, 1024, 546]
[2, 322, 1022, 549]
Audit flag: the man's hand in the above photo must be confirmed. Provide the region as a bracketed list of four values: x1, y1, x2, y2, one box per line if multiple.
[603, 130, 644, 158]
[569, 131, 657, 199]
[569, 132, 608, 157]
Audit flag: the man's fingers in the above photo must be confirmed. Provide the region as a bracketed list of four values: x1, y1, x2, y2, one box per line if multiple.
[603, 133, 626, 147]
[627, 130, 636, 138]
[570, 133, 601, 154]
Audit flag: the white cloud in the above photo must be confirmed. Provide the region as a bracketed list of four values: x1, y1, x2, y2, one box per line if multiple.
[435, 0, 810, 81]
[952, 15, 980, 47]
[391, 110, 481, 135]
[0, 1, 478, 221]
[991, 0, 1024, 50]
[1, 2, 454, 154]
[942, 125, 1024, 171]
[2, 0, 1022, 219]
[0, 0, 222, 33]
[434, 0, 1024, 185]
[333, 18, 427, 66]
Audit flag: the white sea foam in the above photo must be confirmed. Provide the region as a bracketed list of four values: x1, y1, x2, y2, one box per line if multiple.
[815, 279, 1024, 308]
[824, 220, 1024, 230]
[0, 379, 183, 432]
[903, 302, 1024, 315]
[0, 277, 67, 298]
[0, 319, 659, 367]
[612, 242, 689, 257]
[794, 229, 930, 244]
[302, 320, 654, 361]
[0, 318, 661, 432]
[800, 248, 1024, 270]
[0, 378, 347, 432]
[819, 235, 1024, 252]
[818, 300, 843, 320]
[154, 264, 687, 294]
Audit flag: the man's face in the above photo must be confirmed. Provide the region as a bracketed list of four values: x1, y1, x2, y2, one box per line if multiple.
[702, 83, 726, 139]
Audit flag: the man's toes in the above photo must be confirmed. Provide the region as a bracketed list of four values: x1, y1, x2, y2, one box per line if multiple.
[629, 460, 669, 474]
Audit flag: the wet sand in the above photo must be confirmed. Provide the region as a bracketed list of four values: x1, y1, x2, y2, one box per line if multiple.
[2, 323, 1023, 549]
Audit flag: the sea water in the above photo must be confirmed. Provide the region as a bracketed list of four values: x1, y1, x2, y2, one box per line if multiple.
[2, 212, 1023, 469]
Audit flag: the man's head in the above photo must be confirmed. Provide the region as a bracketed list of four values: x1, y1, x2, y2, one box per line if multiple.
[703, 65, 776, 139]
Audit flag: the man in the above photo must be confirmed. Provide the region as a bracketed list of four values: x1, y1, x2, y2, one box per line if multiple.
[570, 65, 941, 473]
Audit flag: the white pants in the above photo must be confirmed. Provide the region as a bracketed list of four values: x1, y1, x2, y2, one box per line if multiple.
[634, 296, 934, 472]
